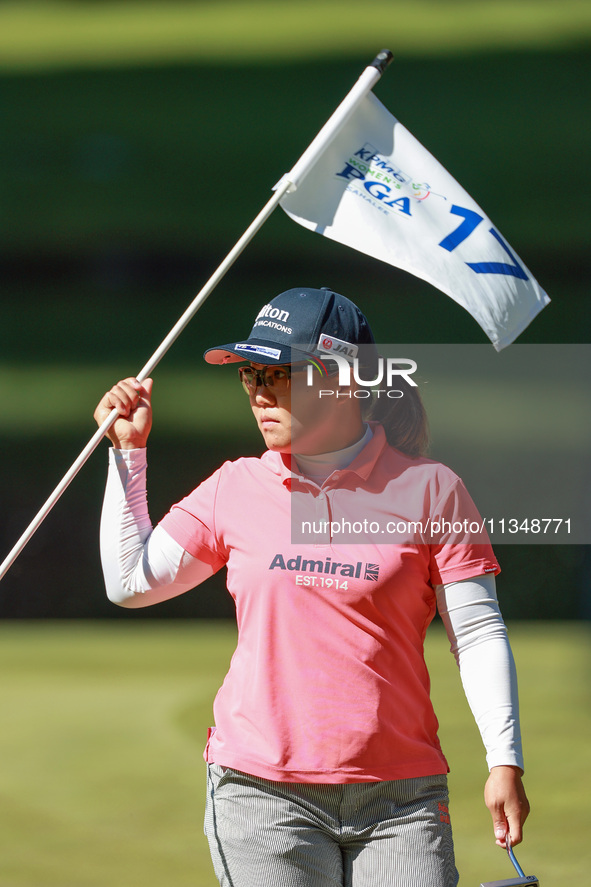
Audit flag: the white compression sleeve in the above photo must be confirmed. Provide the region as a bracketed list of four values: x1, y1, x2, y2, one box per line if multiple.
[100, 448, 215, 608]
[436, 575, 523, 771]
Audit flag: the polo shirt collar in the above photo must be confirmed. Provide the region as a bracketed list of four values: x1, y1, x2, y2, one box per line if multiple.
[262, 422, 388, 487]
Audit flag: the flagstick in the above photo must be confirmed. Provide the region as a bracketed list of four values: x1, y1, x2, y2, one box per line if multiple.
[0, 181, 291, 584]
[0, 49, 392, 584]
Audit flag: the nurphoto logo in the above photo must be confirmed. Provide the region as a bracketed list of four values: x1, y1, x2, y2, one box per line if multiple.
[304, 351, 418, 400]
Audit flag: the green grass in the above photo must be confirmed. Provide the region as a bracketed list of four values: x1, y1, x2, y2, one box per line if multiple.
[429, 621, 591, 884]
[0, 1, 590, 72]
[0, 621, 236, 887]
[0, 621, 587, 886]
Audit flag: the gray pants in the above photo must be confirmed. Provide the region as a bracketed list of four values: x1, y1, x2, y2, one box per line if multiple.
[204, 764, 459, 887]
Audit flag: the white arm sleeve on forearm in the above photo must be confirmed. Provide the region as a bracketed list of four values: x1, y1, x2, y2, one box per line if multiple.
[436, 575, 523, 772]
[100, 448, 215, 608]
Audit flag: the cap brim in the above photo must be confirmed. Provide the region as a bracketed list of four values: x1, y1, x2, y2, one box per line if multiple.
[204, 339, 314, 365]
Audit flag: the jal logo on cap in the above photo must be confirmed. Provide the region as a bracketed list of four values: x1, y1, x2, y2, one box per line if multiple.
[318, 333, 358, 361]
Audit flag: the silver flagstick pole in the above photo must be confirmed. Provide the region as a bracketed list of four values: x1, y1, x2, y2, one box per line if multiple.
[0, 49, 393, 583]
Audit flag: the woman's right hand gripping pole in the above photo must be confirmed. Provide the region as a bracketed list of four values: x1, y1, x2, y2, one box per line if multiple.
[94, 377, 153, 450]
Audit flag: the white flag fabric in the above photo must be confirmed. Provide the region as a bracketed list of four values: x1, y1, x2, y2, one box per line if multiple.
[280, 92, 550, 350]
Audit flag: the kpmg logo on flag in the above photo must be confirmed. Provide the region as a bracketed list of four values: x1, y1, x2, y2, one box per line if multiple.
[344, 143, 411, 185]
[335, 143, 441, 218]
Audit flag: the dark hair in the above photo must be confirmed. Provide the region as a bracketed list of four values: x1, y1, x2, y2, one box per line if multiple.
[362, 369, 430, 458]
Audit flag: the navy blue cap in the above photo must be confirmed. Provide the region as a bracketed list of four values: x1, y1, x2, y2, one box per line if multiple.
[204, 287, 377, 366]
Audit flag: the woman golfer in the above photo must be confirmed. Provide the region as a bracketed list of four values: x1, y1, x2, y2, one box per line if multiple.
[95, 286, 529, 887]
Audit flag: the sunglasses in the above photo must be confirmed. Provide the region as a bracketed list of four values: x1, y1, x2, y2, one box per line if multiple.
[238, 365, 293, 395]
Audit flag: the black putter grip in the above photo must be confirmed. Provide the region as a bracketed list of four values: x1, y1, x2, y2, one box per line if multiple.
[370, 49, 393, 73]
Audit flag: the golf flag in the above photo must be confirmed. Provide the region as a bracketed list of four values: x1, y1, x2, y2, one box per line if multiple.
[280, 92, 550, 350]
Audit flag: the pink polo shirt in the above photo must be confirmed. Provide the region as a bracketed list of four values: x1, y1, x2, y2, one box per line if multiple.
[159, 424, 499, 783]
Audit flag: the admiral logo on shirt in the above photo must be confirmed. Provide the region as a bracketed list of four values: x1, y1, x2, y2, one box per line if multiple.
[269, 553, 380, 581]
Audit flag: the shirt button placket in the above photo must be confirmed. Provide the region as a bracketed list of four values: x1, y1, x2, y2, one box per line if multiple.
[314, 489, 332, 546]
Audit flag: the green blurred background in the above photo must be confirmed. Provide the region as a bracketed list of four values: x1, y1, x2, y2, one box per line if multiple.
[0, 4, 590, 886]
[1, 0, 589, 619]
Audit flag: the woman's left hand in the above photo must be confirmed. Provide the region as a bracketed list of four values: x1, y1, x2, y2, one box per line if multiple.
[484, 765, 530, 847]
